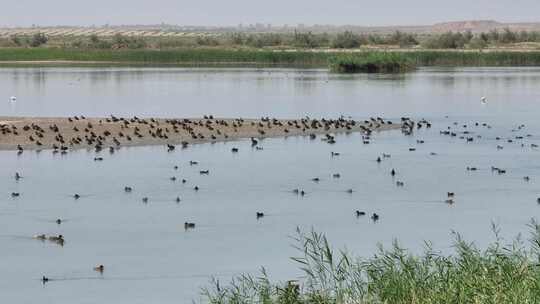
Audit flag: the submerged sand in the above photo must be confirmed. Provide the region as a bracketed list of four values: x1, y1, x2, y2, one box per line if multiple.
[0, 116, 400, 151]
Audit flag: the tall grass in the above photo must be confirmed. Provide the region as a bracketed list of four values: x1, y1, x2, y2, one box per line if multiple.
[0, 48, 329, 66]
[202, 221, 540, 303]
[2, 48, 540, 67]
[328, 53, 415, 73]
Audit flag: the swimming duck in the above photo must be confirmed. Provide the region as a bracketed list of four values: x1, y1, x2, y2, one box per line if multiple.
[34, 234, 47, 241]
[184, 222, 196, 229]
[48, 235, 64, 245]
[93, 265, 104, 273]
[256, 212, 264, 219]
[371, 213, 380, 221]
[355, 210, 366, 217]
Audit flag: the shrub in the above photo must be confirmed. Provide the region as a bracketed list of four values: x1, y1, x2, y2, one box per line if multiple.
[10, 35, 23, 46]
[468, 37, 488, 49]
[388, 31, 419, 47]
[328, 52, 415, 73]
[30, 32, 48, 47]
[331, 31, 362, 49]
[195, 36, 220, 47]
[245, 34, 283, 48]
[421, 31, 471, 49]
[293, 31, 321, 48]
[111, 34, 147, 49]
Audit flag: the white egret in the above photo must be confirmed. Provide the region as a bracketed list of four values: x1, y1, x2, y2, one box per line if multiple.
[481, 96, 487, 104]
[10, 96, 16, 102]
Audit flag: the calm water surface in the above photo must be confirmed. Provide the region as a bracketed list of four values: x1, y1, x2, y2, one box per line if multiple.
[1, 67, 540, 303]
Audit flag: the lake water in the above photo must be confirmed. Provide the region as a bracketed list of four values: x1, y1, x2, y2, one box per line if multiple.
[1, 67, 540, 303]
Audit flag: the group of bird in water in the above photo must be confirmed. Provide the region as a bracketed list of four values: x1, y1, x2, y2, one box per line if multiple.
[1, 114, 403, 284]
[6, 114, 540, 284]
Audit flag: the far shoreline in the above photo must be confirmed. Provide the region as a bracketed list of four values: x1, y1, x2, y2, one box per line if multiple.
[1, 48, 540, 68]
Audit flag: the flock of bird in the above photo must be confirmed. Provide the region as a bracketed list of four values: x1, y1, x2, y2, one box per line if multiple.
[0, 115, 398, 154]
[5, 113, 540, 285]
[1, 114, 403, 284]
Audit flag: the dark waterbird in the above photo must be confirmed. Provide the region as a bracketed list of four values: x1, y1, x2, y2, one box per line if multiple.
[94, 265, 105, 273]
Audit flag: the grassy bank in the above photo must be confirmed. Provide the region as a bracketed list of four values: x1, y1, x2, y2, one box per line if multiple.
[329, 53, 415, 73]
[1, 48, 540, 68]
[0, 48, 329, 66]
[203, 222, 540, 303]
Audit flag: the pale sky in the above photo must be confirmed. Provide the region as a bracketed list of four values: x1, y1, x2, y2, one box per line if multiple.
[3, 0, 540, 27]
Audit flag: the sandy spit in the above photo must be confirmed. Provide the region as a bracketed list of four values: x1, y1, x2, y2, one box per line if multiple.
[0, 116, 400, 152]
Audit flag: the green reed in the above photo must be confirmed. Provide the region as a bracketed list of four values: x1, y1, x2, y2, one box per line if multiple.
[202, 221, 540, 303]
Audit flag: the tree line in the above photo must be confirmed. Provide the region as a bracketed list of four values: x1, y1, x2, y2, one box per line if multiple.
[3, 28, 540, 50]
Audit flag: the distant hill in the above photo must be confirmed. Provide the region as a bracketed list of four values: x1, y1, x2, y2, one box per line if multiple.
[431, 20, 540, 33]
[2, 20, 540, 37]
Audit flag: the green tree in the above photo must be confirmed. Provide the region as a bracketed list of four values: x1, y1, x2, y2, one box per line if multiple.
[500, 28, 517, 43]
[468, 36, 488, 49]
[389, 31, 418, 47]
[228, 33, 245, 45]
[331, 31, 361, 48]
[293, 31, 320, 48]
[30, 32, 48, 47]
[10, 35, 22, 46]
[89, 34, 100, 44]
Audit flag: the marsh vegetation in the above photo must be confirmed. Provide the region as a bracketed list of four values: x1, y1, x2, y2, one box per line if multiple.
[203, 222, 540, 304]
